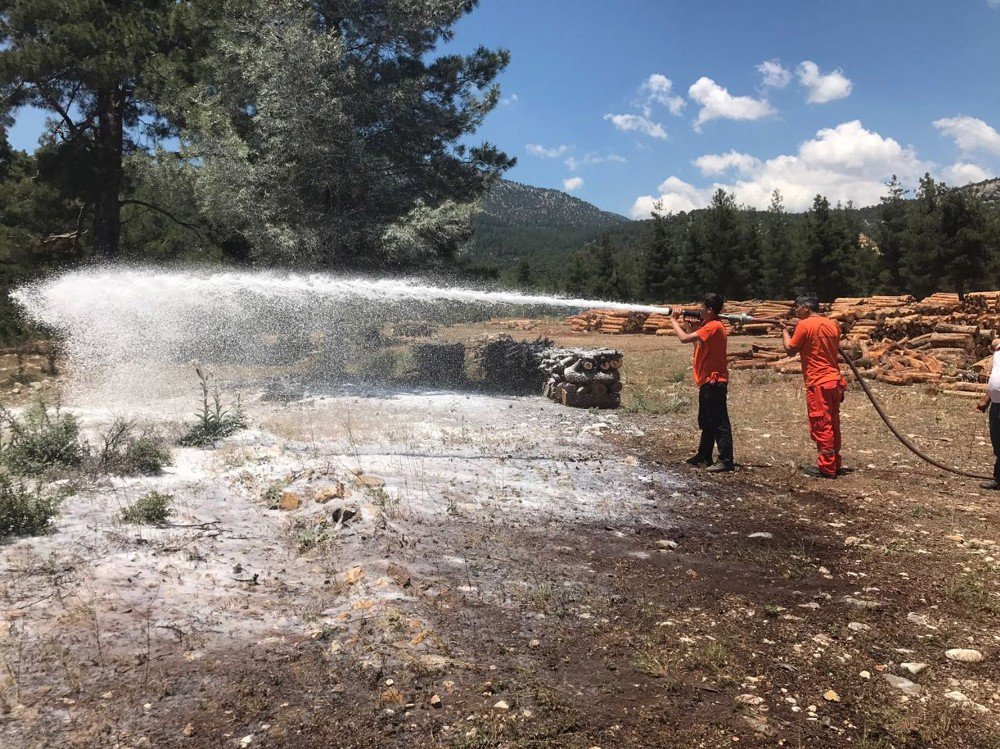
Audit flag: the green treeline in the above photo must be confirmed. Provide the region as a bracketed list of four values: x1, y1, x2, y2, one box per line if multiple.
[546, 177, 1000, 304]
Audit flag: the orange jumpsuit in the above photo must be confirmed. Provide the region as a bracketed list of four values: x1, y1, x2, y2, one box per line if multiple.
[789, 315, 845, 477]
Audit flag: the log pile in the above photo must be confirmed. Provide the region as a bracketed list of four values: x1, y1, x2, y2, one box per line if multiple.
[565, 309, 648, 334]
[486, 318, 538, 331]
[473, 335, 555, 394]
[563, 291, 1000, 385]
[410, 343, 466, 386]
[569, 300, 795, 337]
[539, 348, 623, 409]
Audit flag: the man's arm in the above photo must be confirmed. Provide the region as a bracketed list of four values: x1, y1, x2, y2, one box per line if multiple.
[670, 312, 701, 343]
[780, 323, 799, 355]
[978, 393, 991, 413]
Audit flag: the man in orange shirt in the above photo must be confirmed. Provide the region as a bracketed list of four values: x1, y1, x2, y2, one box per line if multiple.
[670, 293, 734, 473]
[781, 293, 846, 479]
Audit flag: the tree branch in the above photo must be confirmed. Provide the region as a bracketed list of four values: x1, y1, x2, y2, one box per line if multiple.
[119, 199, 207, 241]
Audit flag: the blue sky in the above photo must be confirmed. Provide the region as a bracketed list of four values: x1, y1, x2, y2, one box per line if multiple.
[7, 1, 1000, 217]
[445, 0, 1000, 216]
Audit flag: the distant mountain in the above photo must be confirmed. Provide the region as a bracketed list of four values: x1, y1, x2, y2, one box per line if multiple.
[963, 177, 1000, 204]
[467, 180, 633, 273]
[479, 180, 630, 229]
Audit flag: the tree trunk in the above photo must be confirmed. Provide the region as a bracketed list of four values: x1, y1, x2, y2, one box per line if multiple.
[92, 88, 125, 259]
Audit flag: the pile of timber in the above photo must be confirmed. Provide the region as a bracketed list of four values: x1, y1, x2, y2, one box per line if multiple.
[539, 348, 623, 409]
[473, 335, 554, 394]
[727, 333, 993, 394]
[915, 292, 961, 314]
[564, 291, 1000, 383]
[410, 343, 466, 386]
[565, 309, 648, 334]
[486, 318, 538, 331]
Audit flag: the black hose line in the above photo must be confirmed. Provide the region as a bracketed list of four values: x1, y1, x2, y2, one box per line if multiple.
[837, 346, 991, 481]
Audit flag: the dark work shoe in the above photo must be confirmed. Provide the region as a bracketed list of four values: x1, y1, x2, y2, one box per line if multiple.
[980, 481, 1000, 491]
[706, 462, 735, 473]
[685, 455, 713, 468]
[800, 465, 836, 479]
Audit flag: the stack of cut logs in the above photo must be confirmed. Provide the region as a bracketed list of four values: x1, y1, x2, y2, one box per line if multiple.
[539, 348, 623, 409]
[473, 335, 554, 394]
[567, 300, 795, 337]
[567, 309, 647, 334]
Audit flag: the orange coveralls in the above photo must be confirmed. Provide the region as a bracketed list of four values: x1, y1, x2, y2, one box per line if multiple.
[788, 315, 845, 476]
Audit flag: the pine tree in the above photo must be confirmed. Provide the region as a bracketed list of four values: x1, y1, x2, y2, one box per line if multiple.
[801, 195, 856, 301]
[182, 0, 513, 266]
[899, 173, 943, 299]
[759, 190, 795, 298]
[877, 175, 907, 293]
[641, 203, 677, 301]
[938, 189, 989, 298]
[0, 0, 203, 257]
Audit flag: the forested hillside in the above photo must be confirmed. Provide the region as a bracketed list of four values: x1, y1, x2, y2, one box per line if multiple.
[480, 177, 1000, 304]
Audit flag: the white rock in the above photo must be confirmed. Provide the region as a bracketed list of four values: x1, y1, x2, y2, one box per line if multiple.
[493, 700, 510, 711]
[847, 622, 870, 632]
[747, 532, 773, 540]
[900, 662, 928, 675]
[945, 648, 984, 663]
[883, 673, 923, 695]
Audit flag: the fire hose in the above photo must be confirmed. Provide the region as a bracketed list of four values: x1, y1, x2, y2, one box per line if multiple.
[666, 307, 991, 480]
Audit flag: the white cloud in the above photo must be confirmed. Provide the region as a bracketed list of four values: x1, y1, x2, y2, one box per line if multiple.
[757, 60, 791, 89]
[630, 120, 929, 217]
[990, 0, 1000, 9]
[933, 116, 1000, 155]
[604, 113, 668, 139]
[526, 143, 569, 159]
[693, 151, 761, 176]
[943, 162, 993, 185]
[563, 177, 584, 192]
[500, 93, 519, 107]
[688, 77, 775, 130]
[641, 73, 685, 115]
[565, 152, 626, 171]
[796, 61, 852, 104]
[631, 177, 709, 216]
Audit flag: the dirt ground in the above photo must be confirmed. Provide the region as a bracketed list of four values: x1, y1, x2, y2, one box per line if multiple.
[1, 322, 998, 749]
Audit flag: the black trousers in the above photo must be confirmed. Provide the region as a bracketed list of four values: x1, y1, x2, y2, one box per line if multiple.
[990, 403, 1000, 483]
[696, 382, 734, 465]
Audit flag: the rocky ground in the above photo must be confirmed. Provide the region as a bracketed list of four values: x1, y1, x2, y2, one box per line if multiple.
[0, 326, 998, 748]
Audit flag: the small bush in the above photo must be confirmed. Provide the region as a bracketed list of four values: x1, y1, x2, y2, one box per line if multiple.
[118, 491, 173, 525]
[0, 399, 82, 475]
[0, 475, 60, 537]
[95, 418, 171, 475]
[179, 365, 247, 447]
[355, 349, 397, 382]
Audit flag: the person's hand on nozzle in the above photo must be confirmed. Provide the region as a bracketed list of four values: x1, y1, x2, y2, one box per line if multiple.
[670, 307, 682, 320]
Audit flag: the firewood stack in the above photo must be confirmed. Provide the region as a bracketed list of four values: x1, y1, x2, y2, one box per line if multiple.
[914, 292, 961, 314]
[565, 309, 648, 334]
[539, 348, 623, 409]
[473, 335, 555, 394]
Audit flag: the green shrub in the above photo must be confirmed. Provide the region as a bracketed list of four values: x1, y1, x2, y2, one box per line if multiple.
[95, 418, 171, 475]
[179, 365, 247, 447]
[0, 475, 60, 537]
[118, 491, 173, 525]
[1, 399, 82, 475]
[355, 349, 397, 382]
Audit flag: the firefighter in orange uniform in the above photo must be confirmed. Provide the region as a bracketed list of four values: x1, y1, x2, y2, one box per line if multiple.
[780, 293, 846, 479]
[670, 293, 735, 473]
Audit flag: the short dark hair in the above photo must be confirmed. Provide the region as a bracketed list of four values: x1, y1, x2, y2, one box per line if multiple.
[703, 293, 724, 314]
[795, 293, 820, 311]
